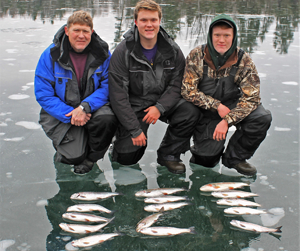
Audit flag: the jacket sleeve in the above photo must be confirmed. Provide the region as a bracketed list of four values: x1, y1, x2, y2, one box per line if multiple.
[81, 51, 111, 113]
[34, 46, 73, 124]
[109, 43, 142, 138]
[181, 47, 221, 111]
[223, 52, 261, 126]
[155, 47, 186, 114]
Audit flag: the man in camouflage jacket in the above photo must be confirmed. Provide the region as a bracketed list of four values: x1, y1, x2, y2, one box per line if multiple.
[181, 14, 272, 175]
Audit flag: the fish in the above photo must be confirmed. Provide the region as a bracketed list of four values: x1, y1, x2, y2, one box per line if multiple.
[144, 195, 189, 204]
[139, 226, 196, 236]
[200, 182, 249, 192]
[135, 188, 187, 197]
[144, 202, 191, 212]
[211, 191, 258, 198]
[136, 208, 164, 232]
[66, 204, 114, 214]
[62, 212, 111, 223]
[224, 207, 267, 215]
[70, 192, 122, 201]
[230, 220, 282, 233]
[216, 198, 261, 207]
[59, 217, 114, 234]
[71, 232, 123, 248]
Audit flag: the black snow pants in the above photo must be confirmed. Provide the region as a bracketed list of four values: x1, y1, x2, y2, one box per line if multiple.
[191, 104, 272, 167]
[111, 99, 200, 165]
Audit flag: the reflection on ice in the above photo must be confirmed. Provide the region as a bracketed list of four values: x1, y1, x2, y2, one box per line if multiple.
[258, 73, 266, 78]
[95, 166, 146, 186]
[2, 58, 16, 61]
[261, 208, 285, 227]
[0, 239, 15, 251]
[26, 82, 34, 85]
[36, 199, 48, 207]
[15, 121, 41, 129]
[19, 70, 35, 73]
[0, 122, 8, 127]
[8, 94, 30, 100]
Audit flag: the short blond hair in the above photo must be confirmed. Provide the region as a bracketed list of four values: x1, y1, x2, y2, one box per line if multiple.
[67, 10, 93, 29]
[134, 0, 162, 20]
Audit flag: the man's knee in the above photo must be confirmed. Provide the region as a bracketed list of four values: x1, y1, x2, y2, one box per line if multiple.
[113, 147, 146, 166]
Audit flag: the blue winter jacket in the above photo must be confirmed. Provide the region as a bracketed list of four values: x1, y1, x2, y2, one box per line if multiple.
[35, 25, 111, 124]
[34, 25, 111, 146]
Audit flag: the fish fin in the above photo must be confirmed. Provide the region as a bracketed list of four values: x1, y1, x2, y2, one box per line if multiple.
[234, 210, 240, 213]
[229, 187, 234, 190]
[158, 207, 165, 213]
[83, 241, 90, 244]
[69, 227, 75, 231]
[189, 226, 197, 234]
[237, 196, 241, 198]
[208, 184, 213, 187]
[214, 185, 220, 189]
[152, 230, 158, 233]
[275, 226, 282, 233]
[85, 230, 92, 234]
[85, 219, 91, 222]
[163, 193, 168, 195]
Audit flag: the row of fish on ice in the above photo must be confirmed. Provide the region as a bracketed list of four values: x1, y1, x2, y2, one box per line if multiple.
[59, 191, 123, 248]
[200, 182, 282, 233]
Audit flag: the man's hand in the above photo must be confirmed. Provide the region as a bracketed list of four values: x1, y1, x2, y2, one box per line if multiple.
[132, 132, 147, 146]
[143, 106, 161, 124]
[217, 103, 230, 118]
[65, 107, 91, 126]
[213, 119, 228, 141]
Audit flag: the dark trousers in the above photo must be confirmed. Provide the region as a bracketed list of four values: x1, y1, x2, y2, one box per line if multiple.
[191, 105, 272, 167]
[112, 100, 200, 165]
[55, 105, 118, 165]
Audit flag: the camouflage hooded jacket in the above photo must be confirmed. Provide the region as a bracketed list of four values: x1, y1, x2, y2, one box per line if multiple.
[181, 14, 261, 126]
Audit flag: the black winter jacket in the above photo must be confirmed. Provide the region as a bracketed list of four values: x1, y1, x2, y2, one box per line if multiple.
[109, 26, 185, 138]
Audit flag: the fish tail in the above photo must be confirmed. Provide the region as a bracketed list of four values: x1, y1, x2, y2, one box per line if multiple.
[189, 226, 197, 234]
[110, 210, 118, 215]
[275, 226, 282, 233]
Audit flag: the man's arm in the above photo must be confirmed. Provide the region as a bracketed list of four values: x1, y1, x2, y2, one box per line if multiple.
[108, 42, 143, 140]
[222, 52, 261, 126]
[35, 47, 74, 123]
[80, 52, 111, 114]
[154, 47, 186, 115]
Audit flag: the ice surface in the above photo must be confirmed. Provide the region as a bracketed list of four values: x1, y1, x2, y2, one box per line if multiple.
[36, 199, 48, 207]
[4, 137, 25, 142]
[274, 127, 291, 131]
[282, 81, 298, 86]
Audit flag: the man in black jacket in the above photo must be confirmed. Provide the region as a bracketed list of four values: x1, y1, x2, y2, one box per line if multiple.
[109, 0, 199, 174]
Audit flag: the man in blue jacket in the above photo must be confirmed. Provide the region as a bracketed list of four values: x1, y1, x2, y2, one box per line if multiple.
[35, 11, 117, 174]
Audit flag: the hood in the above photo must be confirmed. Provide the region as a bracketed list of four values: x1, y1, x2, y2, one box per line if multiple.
[50, 25, 109, 67]
[207, 14, 238, 69]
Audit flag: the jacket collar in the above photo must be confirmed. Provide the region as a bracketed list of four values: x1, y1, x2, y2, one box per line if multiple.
[204, 45, 238, 71]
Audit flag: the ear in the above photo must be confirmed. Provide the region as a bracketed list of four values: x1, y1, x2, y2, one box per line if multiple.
[92, 29, 94, 34]
[134, 20, 137, 26]
[64, 26, 69, 36]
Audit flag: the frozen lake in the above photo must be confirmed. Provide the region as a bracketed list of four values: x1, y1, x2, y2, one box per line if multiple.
[0, 0, 299, 250]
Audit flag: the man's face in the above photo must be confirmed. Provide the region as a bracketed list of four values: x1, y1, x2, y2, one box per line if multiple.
[64, 23, 93, 53]
[212, 26, 234, 55]
[135, 9, 161, 46]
